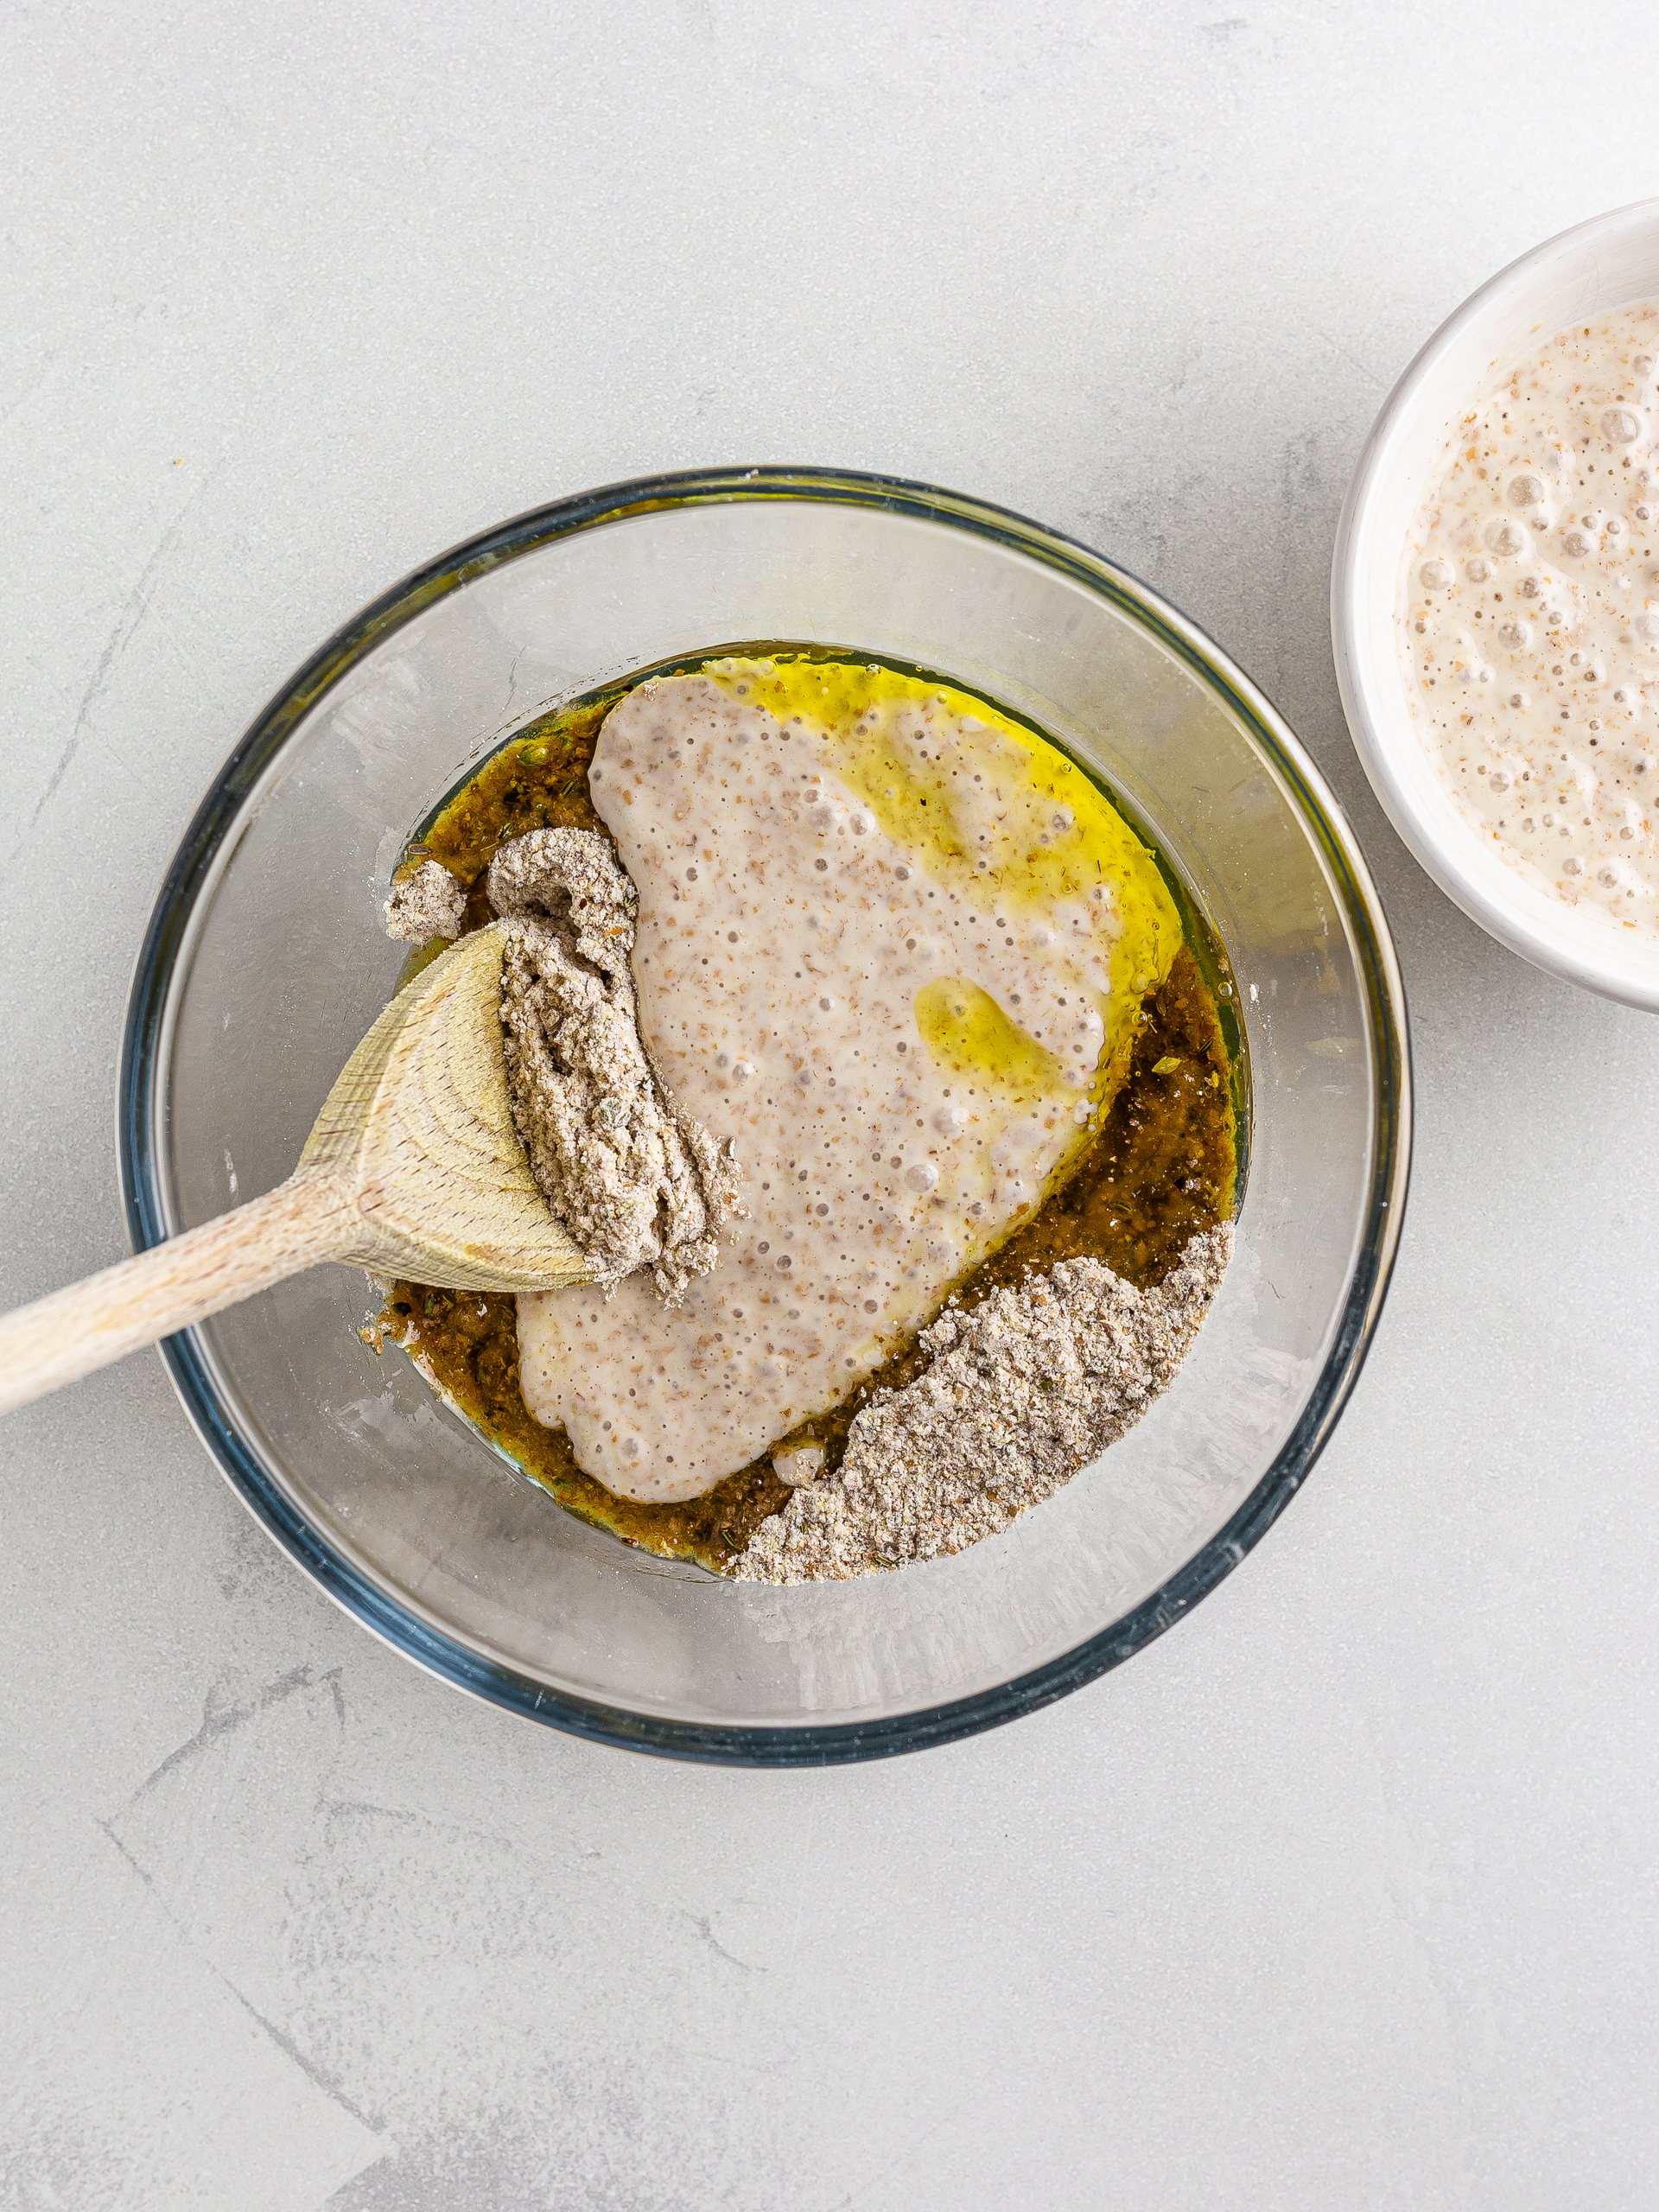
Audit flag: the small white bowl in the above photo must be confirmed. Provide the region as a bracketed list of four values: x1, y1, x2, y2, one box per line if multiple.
[1332, 198, 1659, 1010]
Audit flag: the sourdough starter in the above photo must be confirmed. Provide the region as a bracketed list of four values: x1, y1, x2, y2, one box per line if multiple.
[1398, 302, 1659, 931]
[514, 671, 1176, 1502]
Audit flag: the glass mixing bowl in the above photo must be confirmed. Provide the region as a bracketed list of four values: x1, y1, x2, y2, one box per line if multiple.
[121, 468, 1409, 1764]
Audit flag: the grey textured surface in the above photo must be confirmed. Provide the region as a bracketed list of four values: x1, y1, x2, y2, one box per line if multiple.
[3, 3, 1656, 2204]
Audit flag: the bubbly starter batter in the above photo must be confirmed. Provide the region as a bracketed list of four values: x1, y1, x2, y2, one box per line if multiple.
[1398, 302, 1659, 931]
[514, 666, 1179, 1502]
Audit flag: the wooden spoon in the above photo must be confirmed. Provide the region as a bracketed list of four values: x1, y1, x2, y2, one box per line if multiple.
[0, 925, 588, 1419]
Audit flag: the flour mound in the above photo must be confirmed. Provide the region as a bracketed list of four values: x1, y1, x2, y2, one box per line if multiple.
[734, 1225, 1230, 1581]
[487, 828, 740, 1301]
[384, 859, 467, 943]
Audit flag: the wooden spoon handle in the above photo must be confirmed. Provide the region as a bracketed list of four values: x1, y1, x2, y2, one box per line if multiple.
[0, 1173, 356, 1418]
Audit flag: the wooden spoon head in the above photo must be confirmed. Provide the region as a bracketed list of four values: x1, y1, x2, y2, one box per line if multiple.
[300, 924, 590, 1294]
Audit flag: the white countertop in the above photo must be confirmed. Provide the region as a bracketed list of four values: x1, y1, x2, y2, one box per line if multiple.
[4, 6, 1656, 2205]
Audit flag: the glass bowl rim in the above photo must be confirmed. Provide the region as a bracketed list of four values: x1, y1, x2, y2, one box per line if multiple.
[119, 463, 1413, 1767]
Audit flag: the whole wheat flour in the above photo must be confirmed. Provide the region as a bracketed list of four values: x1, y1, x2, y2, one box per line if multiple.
[384, 831, 739, 1301]
[734, 1224, 1230, 1581]
[384, 858, 467, 944]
